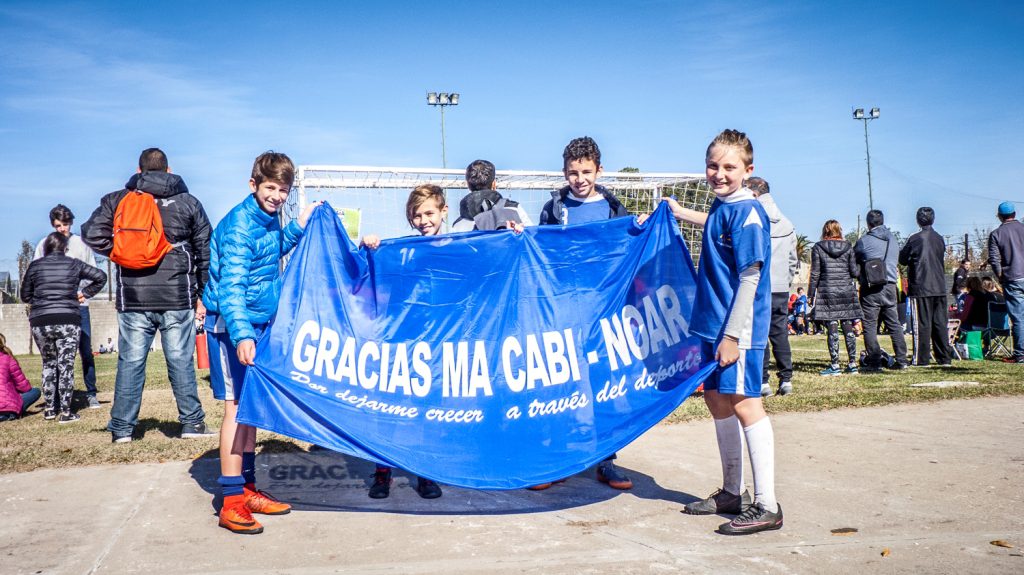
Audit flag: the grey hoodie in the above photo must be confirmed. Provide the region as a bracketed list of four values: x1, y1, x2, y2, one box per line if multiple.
[854, 225, 899, 284]
[757, 193, 799, 293]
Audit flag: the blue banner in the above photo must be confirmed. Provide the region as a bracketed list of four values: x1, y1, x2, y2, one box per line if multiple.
[237, 202, 715, 489]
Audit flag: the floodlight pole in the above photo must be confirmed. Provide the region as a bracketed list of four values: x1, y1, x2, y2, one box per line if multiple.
[852, 107, 880, 211]
[426, 92, 459, 168]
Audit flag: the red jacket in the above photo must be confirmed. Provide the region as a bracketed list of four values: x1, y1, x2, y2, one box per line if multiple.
[0, 352, 32, 414]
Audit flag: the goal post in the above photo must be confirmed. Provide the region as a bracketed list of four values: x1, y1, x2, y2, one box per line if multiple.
[284, 166, 713, 263]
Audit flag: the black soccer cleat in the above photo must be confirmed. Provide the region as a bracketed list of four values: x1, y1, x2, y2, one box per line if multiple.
[683, 488, 752, 515]
[717, 502, 783, 535]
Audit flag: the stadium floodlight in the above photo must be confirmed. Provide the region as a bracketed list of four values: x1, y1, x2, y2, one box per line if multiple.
[426, 91, 460, 168]
[852, 106, 881, 211]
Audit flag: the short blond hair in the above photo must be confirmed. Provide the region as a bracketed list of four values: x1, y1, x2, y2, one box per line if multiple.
[405, 184, 447, 226]
[706, 129, 753, 167]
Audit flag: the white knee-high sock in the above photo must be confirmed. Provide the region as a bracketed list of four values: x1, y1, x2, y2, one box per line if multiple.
[744, 417, 778, 512]
[714, 415, 744, 495]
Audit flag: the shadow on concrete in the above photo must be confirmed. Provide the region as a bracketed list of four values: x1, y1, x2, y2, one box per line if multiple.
[187, 448, 699, 516]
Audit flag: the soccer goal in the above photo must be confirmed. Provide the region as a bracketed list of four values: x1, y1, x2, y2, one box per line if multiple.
[284, 166, 712, 262]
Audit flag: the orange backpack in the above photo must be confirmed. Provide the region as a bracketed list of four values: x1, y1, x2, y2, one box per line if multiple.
[110, 191, 174, 269]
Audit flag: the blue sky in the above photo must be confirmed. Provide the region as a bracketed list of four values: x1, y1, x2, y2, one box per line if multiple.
[1, 1, 1022, 275]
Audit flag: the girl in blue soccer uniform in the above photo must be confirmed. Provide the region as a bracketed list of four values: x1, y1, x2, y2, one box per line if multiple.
[663, 129, 782, 535]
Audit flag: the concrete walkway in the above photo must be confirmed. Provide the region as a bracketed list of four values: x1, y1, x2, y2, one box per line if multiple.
[2, 397, 1022, 574]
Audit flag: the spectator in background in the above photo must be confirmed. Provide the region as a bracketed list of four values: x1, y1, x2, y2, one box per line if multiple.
[854, 210, 909, 371]
[81, 147, 216, 441]
[808, 220, 862, 375]
[952, 259, 971, 296]
[452, 159, 533, 232]
[20, 232, 107, 423]
[987, 201, 1024, 363]
[899, 207, 953, 366]
[792, 288, 809, 335]
[983, 277, 1005, 303]
[0, 332, 40, 421]
[33, 205, 101, 409]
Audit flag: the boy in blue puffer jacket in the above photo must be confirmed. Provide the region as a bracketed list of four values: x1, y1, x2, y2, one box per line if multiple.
[202, 151, 320, 535]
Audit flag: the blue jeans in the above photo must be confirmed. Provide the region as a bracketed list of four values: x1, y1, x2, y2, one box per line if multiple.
[1004, 279, 1024, 359]
[108, 309, 205, 436]
[21, 387, 41, 413]
[79, 306, 96, 395]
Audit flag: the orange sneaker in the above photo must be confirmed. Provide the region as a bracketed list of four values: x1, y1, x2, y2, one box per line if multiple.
[219, 495, 264, 534]
[244, 486, 291, 515]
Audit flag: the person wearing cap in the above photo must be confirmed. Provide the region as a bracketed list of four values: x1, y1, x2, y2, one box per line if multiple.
[987, 201, 1024, 363]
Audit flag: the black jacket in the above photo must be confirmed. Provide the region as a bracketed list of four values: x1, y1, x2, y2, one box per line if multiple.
[538, 185, 629, 225]
[81, 171, 211, 312]
[21, 254, 106, 326]
[808, 240, 862, 321]
[898, 225, 947, 297]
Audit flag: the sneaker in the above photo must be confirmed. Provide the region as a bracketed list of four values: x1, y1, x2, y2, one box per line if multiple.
[844, 364, 859, 374]
[58, 412, 80, 424]
[86, 395, 101, 409]
[527, 478, 567, 491]
[819, 366, 842, 376]
[43, 409, 56, 421]
[860, 364, 883, 374]
[219, 496, 264, 535]
[416, 477, 443, 499]
[244, 486, 291, 515]
[180, 421, 217, 439]
[718, 501, 784, 535]
[891, 362, 909, 370]
[1000, 356, 1024, 364]
[683, 488, 752, 515]
[368, 468, 392, 499]
[759, 383, 773, 397]
[596, 462, 633, 490]
[777, 381, 793, 396]
[112, 434, 133, 444]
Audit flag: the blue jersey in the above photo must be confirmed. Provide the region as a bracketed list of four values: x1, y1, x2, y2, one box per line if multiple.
[562, 196, 611, 225]
[691, 190, 772, 349]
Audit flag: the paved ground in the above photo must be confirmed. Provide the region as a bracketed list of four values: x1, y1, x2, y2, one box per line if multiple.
[2, 396, 1023, 574]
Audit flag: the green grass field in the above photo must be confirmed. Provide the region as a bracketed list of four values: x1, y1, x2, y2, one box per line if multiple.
[1, 335, 1021, 474]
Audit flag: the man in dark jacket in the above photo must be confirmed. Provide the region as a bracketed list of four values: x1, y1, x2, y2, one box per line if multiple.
[899, 207, 953, 366]
[82, 148, 215, 442]
[988, 201, 1024, 363]
[854, 210, 908, 370]
[951, 259, 970, 296]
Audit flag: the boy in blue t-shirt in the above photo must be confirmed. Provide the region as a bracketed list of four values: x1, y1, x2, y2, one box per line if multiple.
[533, 136, 632, 491]
[663, 129, 782, 535]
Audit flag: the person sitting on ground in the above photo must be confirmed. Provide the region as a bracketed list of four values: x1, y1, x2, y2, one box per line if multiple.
[958, 277, 992, 332]
[451, 159, 533, 232]
[808, 220, 862, 376]
[0, 333, 41, 422]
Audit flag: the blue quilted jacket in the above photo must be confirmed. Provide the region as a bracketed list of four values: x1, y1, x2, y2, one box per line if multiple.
[202, 194, 303, 347]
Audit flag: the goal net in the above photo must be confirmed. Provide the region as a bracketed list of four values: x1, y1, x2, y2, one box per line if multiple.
[284, 166, 713, 263]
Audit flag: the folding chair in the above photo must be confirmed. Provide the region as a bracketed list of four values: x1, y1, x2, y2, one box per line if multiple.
[947, 318, 962, 360]
[984, 301, 1012, 358]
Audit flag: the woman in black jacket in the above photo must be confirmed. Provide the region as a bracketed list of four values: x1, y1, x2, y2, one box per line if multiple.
[20, 233, 106, 423]
[808, 220, 862, 376]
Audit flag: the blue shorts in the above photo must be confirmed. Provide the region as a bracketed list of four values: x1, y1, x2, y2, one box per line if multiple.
[206, 313, 267, 402]
[700, 340, 765, 398]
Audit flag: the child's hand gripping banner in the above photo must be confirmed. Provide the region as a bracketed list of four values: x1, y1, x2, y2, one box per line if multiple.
[237, 202, 715, 489]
